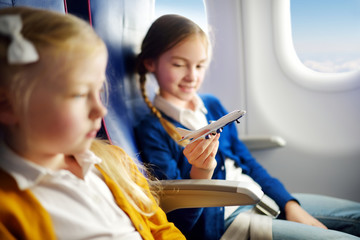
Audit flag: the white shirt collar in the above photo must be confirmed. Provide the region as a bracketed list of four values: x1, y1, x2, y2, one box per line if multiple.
[0, 142, 101, 190]
[154, 94, 208, 130]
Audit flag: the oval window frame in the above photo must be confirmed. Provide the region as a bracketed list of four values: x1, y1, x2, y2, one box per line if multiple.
[272, 0, 360, 92]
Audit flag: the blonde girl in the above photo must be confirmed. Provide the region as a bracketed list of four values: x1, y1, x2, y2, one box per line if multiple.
[0, 7, 184, 239]
[135, 14, 360, 240]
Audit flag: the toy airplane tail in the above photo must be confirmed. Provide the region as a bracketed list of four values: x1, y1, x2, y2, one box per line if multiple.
[176, 127, 193, 142]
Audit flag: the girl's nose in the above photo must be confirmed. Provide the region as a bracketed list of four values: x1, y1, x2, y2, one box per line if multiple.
[185, 66, 197, 82]
[90, 95, 107, 120]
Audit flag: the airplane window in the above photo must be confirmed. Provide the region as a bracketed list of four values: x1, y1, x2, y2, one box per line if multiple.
[290, 0, 360, 73]
[154, 0, 207, 32]
[273, 0, 360, 91]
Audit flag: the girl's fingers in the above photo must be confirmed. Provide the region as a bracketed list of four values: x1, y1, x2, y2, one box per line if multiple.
[183, 129, 211, 153]
[184, 133, 219, 156]
[184, 133, 217, 161]
[196, 139, 219, 169]
[184, 133, 220, 168]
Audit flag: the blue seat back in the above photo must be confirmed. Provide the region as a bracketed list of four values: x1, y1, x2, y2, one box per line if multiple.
[67, 0, 154, 157]
[90, 0, 154, 157]
[0, 0, 65, 12]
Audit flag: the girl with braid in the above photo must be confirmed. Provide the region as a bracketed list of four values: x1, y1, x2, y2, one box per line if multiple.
[134, 14, 360, 240]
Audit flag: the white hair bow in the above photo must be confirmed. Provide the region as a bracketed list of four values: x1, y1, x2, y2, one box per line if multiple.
[0, 14, 39, 64]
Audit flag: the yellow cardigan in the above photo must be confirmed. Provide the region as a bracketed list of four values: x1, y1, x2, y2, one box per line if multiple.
[0, 157, 185, 239]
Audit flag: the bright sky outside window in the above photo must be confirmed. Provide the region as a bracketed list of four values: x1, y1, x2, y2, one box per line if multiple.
[291, 0, 360, 73]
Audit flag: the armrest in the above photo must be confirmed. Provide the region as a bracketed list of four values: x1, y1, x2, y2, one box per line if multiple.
[156, 179, 264, 213]
[241, 135, 286, 150]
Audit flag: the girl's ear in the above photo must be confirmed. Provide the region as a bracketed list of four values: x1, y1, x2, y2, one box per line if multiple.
[143, 59, 156, 73]
[0, 89, 18, 125]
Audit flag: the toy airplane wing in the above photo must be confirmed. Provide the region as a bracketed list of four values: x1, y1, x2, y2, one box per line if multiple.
[176, 110, 246, 145]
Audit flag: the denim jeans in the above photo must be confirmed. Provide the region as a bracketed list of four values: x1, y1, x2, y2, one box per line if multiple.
[226, 193, 360, 239]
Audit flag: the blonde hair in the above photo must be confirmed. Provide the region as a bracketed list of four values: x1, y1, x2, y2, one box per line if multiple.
[136, 14, 211, 146]
[91, 140, 159, 216]
[0, 7, 158, 216]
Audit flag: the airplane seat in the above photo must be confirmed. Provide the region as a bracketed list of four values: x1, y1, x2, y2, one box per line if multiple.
[66, 0, 153, 159]
[89, 0, 154, 158]
[1, 0, 263, 214]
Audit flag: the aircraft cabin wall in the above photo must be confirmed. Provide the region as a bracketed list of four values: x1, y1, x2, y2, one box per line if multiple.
[202, 0, 360, 202]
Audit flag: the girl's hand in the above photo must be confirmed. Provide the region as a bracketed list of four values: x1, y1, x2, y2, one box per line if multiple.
[183, 133, 220, 179]
[284, 200, 328, 229]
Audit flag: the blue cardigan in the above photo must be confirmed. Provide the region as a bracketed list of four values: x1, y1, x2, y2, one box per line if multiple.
[135, 94, 295, 240]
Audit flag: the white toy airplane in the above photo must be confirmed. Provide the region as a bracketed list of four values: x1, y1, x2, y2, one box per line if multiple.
[177, 110, 246, 144]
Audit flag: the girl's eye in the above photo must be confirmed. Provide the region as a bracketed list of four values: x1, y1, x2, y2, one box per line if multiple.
[72, 93, 87, 99]
[173, 63, 184, 67]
